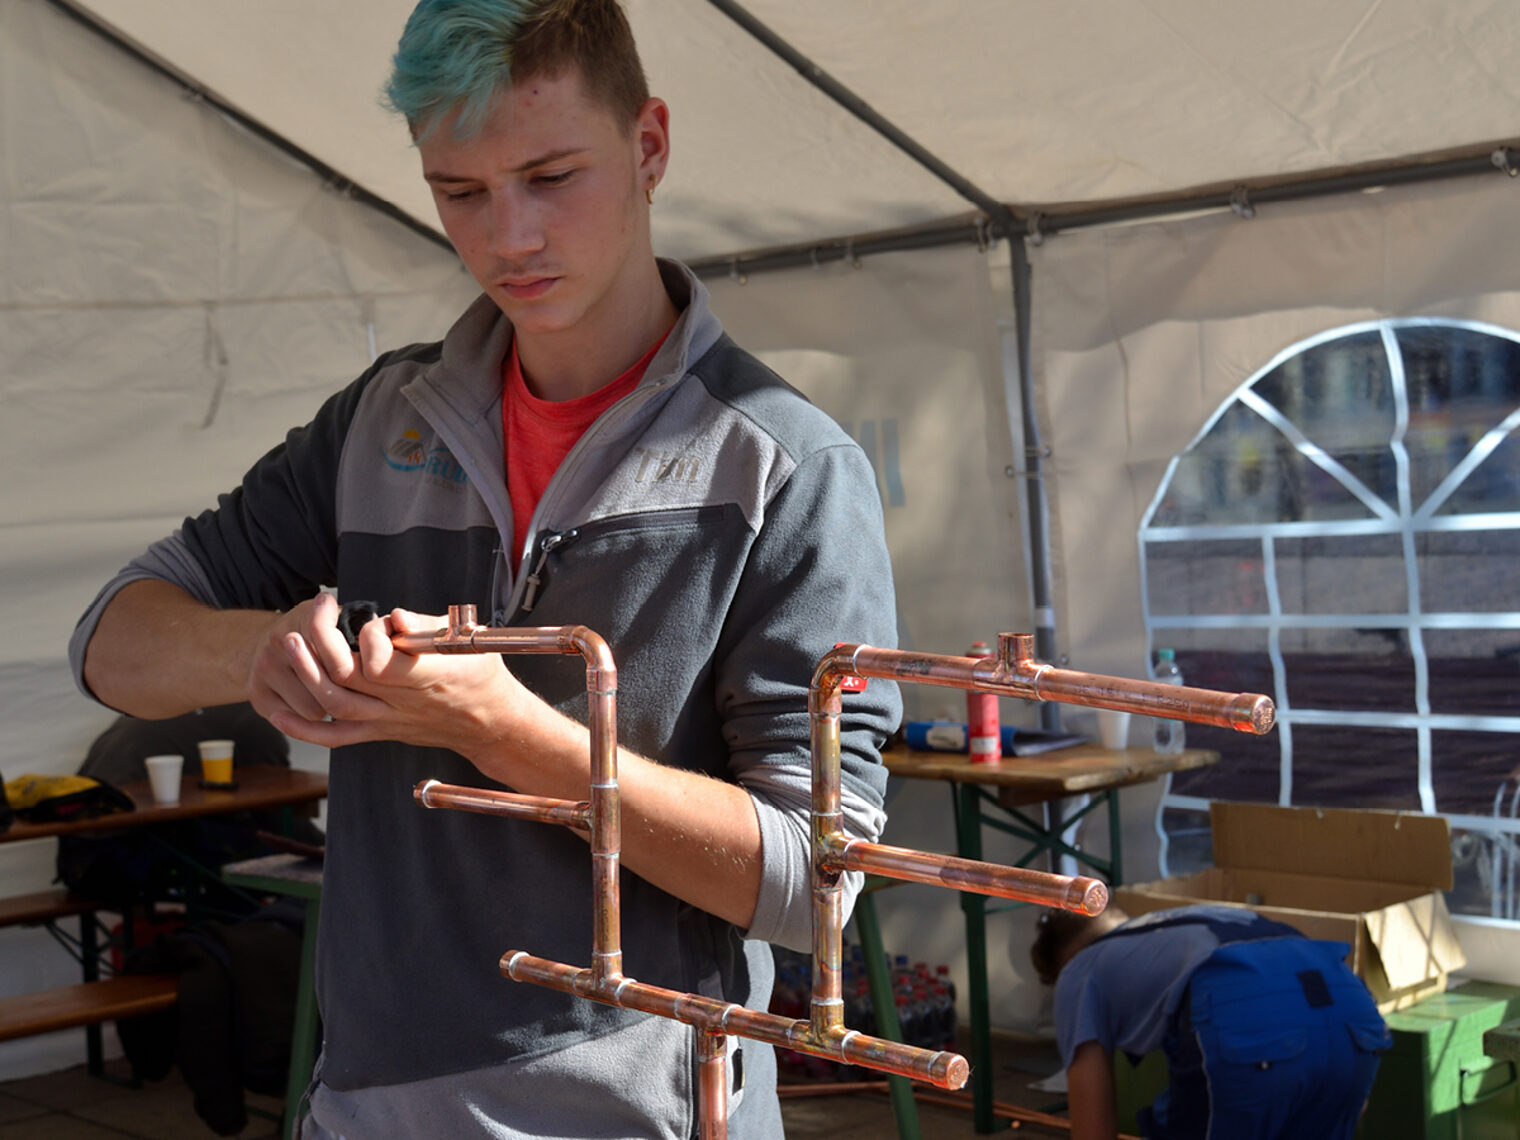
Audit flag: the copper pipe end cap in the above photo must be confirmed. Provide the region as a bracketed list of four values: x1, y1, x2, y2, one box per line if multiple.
[413, 779, 441, 806]
[500, 950, 528, 979]
[1073, 878, 1109, 916]
[1238, 694, 1275, 735]
[939, 1052, 970, 1089]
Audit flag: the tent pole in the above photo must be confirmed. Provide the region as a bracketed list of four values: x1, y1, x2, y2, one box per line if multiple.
[705, 0, 1012, 223]
[1006, 239, 1061, 730]
[707, 0, 1064, 691]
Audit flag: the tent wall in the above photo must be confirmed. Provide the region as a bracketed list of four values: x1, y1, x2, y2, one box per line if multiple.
[1029, 172, 1520, 984]
[0, 0, 477, 1078]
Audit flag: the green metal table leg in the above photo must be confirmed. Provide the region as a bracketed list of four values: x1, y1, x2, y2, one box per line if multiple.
[955, 783, 995, 1133]
[852, 888, 921, 1140]
[283, 894, 321, 1140]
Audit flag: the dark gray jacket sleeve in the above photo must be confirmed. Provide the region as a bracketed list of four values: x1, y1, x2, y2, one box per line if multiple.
[719, 441, 901, 950]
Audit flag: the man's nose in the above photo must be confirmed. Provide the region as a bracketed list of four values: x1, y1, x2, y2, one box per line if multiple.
[489, 194, 546, 260]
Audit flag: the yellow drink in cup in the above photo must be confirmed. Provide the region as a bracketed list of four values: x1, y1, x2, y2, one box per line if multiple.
[198, 739, 235, 785]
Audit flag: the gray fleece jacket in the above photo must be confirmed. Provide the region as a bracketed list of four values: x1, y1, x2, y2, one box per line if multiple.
[71, 261, 900, 1138]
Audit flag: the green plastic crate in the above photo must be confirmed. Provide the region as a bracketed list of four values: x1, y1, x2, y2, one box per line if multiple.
[1357, 980, 1520, 1140]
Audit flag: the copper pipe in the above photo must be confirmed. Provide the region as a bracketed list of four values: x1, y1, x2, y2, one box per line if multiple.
[697, 1029, 728, 1140]
[399, 606, 622, 982]
[843, 633, 1274, 735]
[406, 615, 1260, 1135]
[827, 837, 1107, 915]
[502, 952, 970, 1089]
[414, 780, 590, 831]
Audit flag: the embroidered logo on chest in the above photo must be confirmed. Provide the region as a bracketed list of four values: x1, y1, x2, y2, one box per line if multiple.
[383, 429, 469, 490]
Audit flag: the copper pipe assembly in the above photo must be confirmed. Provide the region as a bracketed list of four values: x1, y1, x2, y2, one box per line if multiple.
[406, 611, 1274, 1138]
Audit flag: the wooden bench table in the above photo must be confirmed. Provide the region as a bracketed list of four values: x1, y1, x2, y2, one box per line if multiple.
[0, 767, 327, 1075]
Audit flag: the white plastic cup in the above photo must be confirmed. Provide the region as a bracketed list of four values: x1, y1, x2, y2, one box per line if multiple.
[1097, 708, 1132, 750]
[197, 739, 235, 785]
[144, 754, 184, 804]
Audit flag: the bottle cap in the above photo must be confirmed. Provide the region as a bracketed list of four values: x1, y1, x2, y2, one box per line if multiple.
[1158, 648, 1175, 660]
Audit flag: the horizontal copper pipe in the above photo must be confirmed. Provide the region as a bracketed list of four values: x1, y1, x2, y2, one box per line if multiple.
[503, 952, 970, 1090]
[389, 606, 587, 658]
[413, 780, 590, 830]
[828, 837, 1107, 915]
[842, 633, 1274, 734]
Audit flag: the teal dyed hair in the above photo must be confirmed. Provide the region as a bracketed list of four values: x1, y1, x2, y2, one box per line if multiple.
[383, 0, 648, 139]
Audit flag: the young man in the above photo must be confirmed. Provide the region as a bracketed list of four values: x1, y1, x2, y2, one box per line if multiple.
[69, 2, 900, 1136]
[1030, 903, 1390, 1140]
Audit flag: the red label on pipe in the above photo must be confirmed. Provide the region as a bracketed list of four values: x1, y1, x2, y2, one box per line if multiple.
[834, 643, 866, 692]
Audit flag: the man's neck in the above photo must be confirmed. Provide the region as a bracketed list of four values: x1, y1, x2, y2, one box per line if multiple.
[515, 257, 679, 401]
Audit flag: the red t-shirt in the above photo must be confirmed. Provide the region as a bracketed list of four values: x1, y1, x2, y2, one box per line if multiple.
[503, 334, 668, 559]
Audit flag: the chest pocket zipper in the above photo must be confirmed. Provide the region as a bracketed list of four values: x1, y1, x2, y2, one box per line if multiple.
[521, 529, 579, 613]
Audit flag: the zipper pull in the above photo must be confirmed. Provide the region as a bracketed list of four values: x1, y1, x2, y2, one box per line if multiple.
[520, 529, 577, 613]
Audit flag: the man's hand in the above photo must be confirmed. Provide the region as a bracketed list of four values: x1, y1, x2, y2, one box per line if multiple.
[254, 595, 541, 761]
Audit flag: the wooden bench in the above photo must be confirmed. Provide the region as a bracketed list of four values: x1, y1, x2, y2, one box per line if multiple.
[0, 887, 170, 1074]
[0, 888, 109, 929]
[0, 975, 178, 1043]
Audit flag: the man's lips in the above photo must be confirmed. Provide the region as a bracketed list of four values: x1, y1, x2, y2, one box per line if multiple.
[497, 275, 558, 300]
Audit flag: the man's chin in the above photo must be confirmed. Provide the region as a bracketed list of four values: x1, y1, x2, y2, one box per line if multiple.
[490, 294, 574, 334]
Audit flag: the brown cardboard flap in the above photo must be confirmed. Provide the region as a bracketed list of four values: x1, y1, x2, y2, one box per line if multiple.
[1364, 892, 1466, 990]
[1209, 802, 1453, 890]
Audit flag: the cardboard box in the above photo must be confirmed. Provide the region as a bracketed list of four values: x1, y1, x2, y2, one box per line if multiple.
[1114, 801, 1466, 1011]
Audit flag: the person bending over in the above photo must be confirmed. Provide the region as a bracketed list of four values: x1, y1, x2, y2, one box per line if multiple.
[1030, 902, 1389, 1140]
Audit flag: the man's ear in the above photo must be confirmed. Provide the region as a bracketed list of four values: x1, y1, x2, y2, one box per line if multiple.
[633, 97, 670, 189]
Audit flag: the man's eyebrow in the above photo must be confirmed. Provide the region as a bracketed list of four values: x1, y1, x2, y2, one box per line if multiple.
[424, 147, 589, 183]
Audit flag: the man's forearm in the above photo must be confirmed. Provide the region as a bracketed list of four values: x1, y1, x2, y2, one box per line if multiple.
[83, 579, 272, 718]
[469, 706, 763, 929]
[1066, 1041, 1119, 1140]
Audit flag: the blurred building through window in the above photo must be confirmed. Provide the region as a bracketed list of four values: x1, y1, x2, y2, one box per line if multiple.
[1141, 320, 1520, 922]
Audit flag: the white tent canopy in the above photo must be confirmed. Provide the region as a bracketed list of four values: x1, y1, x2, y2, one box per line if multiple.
[5, 0, 1520, 1077]
[60, 0, 1520, 259]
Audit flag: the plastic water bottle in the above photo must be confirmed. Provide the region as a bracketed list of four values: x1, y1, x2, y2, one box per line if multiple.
[1152, 648, 1186, 755]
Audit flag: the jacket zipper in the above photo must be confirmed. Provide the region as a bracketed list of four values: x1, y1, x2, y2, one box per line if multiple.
[520, 528, 579, 613]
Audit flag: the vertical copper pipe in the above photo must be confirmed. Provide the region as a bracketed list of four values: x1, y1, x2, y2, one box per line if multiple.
[571, 626, 622, 984]
[696, 1029, 728, 1140]
[809, 665, 846, 1040]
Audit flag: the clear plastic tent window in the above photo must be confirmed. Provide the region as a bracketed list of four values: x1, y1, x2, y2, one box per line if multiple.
[1140, 319, 1520, 922]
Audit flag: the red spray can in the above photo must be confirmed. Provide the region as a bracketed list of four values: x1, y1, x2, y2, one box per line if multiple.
[966, 641, 1001, 765]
